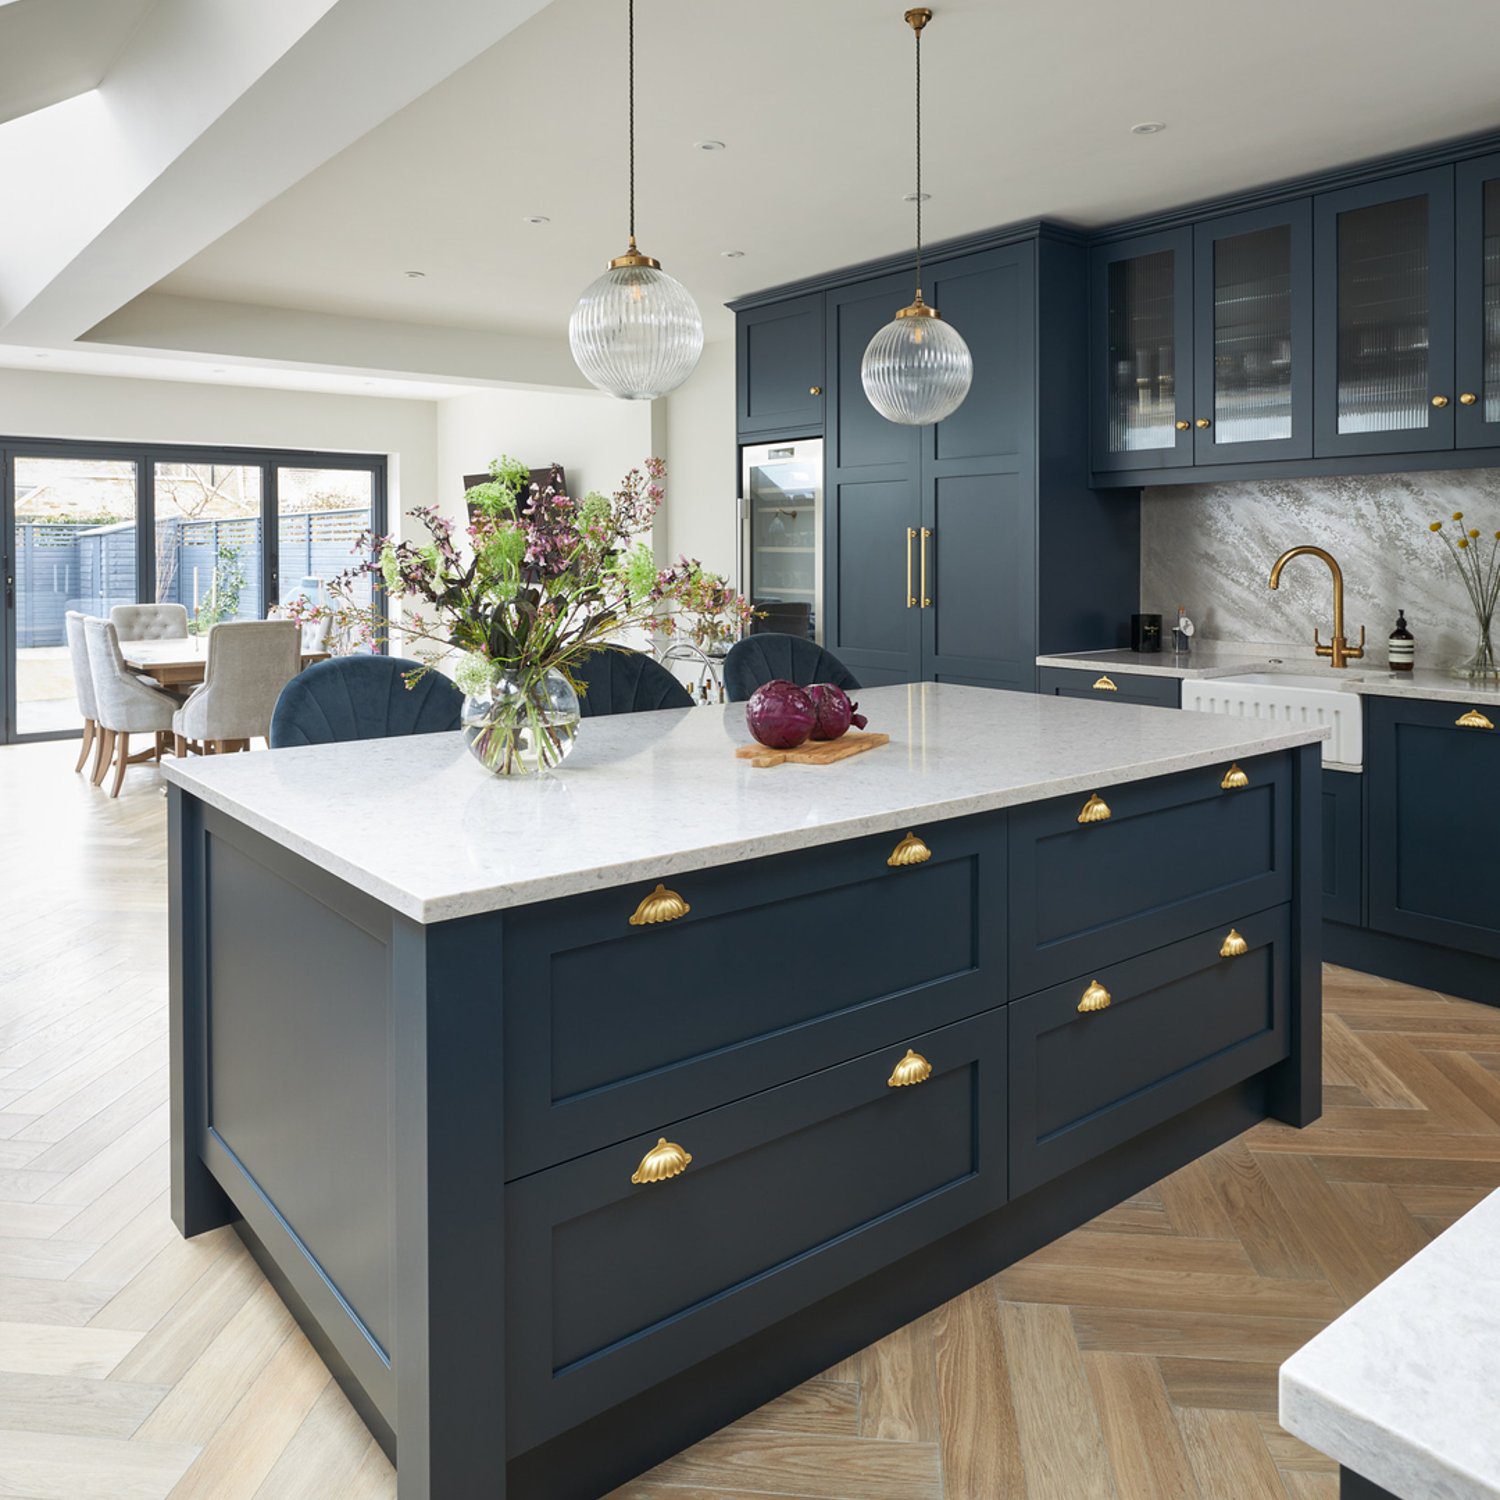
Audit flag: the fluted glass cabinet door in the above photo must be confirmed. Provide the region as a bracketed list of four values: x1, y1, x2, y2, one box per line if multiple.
[1090, 228, 1194, 473]
[1314, 167, 1455, 457]
[1192, 201, 1312, 464]
[1455, 153, 1500, 448]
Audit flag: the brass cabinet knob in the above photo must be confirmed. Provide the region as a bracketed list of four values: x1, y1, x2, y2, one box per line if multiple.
[1456, 709, 1495, 730]
[629, 883, 691, 926]
[1220, 928, 1249, 958]
[1221, 762, 1249, 790]
[631, 1137, 692, 1184]
[810, 385, 822, 396]
[1460, 392, 1479, 406]
[1093, 675, 1118, 692]
[1077, 793, 1112, 824]
[1077, 979, 1112, 1014]
[1174, 419, 1191, 431]
[1195, 417, 1212, 429]
[887, 1048, 933, 1087]
[1432, 394, 1451, 408]
[888, 831, 932, 867]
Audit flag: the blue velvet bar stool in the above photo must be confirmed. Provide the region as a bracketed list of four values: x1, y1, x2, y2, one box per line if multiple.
[269, 655, 463, 747]
[723, 633, 861, 702]
[572, 648, 695, 716]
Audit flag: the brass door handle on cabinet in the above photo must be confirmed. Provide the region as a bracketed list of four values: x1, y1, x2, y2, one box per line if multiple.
[906, 527, 917, 608]
[1460, 392, 1479, 406]
[1457, 709, 1495, 730]
[631, 1138, 692, 1184]
[1221, 762, 1249, 790]
[920, 527, 932, 608]
[1174, 419, 1191, 431]
[1196, 417, 1212, 429]
[1077, 793, 1112, 824]
[629, 884, 691, 926]
[887, 1049, 933, 1087]
[1432, 394, 1451, 408]
[1219, 928, 1249, 958]
[888, 831, 932, 866]
[1077, 979, 1112, 1014]
[810, 385, 822, 396]
[1093, 675, 1118, 692]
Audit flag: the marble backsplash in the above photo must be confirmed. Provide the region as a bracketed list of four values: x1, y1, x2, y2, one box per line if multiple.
[1140, 468, 1500, 668]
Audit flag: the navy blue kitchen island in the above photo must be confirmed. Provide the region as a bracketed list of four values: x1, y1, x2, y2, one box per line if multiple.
[164, 683, 1327, 1499]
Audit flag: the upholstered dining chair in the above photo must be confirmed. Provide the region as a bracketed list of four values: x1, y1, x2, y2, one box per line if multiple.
[173, 620, 301, 756]
[83, 617, 179, 796]
[269, 655, 463, 748]
[573, 649, 695, 717]
[64, 611, 101, 775]
[723, 633, 861, 702]
[110, 602, 190, 641]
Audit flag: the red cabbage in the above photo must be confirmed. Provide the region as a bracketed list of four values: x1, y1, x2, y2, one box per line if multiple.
[745, 680, 816, 749]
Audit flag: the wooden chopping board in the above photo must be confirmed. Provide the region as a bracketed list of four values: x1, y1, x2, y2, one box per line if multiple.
[735, 730, 890, 769]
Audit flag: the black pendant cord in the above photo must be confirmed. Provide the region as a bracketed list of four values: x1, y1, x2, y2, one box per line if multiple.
[627, 0, 636, 244]
[913, 21, 922, 297]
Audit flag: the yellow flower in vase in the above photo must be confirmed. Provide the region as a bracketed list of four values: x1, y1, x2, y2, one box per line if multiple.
[1430, 522, 1444, 531]
[1471, 529, 1483, 539]
[1458, 537, 1471, 549]
[1454, 511, 1466, 520]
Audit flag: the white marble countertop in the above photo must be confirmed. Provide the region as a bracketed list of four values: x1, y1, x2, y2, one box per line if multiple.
[1280, 1186, 1500, 1499]
[161, 682, 1327, 924]
[1037, 645, 1500, 704]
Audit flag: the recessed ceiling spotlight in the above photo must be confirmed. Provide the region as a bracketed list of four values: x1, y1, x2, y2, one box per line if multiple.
[404, 269, 426, 278]
[211, 368, 225, 375]
[694, 139, 726, 152]
[721, 249, 745, 259]
[33, 352, 48, 360]
[902, 191, 931, 203]
[522, 215, 550, 225]
[1131, 120, 1167, 135]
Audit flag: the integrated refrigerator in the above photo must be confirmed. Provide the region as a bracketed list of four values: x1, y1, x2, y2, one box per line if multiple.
[738, 438, 823, 643]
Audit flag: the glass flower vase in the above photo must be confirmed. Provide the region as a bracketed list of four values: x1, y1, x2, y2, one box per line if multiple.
[461, 667, 581, 777]
[1452, 609, 1499, 682]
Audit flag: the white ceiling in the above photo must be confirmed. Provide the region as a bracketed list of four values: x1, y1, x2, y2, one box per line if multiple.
[0, 0, 157, 126]
[153, 0, 1500, 345]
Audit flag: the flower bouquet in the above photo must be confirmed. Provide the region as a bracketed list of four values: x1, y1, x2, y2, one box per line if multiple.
[1428, 510, 1500, 679]
[642, 557, 759, 655]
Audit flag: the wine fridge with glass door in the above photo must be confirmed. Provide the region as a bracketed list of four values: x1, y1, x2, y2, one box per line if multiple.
[738, 438, 823, 643]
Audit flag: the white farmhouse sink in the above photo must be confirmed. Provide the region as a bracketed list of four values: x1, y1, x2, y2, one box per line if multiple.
[1180, 672, 1363, 767]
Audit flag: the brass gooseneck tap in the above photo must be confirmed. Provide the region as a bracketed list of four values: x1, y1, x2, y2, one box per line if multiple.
[1268, 545, 1366, 669]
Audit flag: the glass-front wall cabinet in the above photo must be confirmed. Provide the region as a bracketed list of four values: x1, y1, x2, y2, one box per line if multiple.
[1456, 153, 1500, 447]
[1192, 202, 1312, 462]
[1090, 229, 1194, 472]
[1314, 167, 1455, 456]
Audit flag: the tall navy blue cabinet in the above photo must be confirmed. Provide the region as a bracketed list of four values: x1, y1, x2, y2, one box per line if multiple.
[734, 225, 1140, 691]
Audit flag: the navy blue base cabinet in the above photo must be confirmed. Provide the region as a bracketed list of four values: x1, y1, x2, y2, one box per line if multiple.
[168, 745, 1322, 1499]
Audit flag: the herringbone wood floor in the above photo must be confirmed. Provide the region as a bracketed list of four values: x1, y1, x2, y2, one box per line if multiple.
[3, 739, 1498, 1499]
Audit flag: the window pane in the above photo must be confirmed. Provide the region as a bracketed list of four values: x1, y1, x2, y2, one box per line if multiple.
[1212, 224, 1293, 443]
[276, 468, 376, 647]
[1106, 250, 1178, 453]
[1335, 195, 1431, 434]
[1484, 179, 1500, 423]
[14, 456, 138, 736]
[154, 463, 264, 626]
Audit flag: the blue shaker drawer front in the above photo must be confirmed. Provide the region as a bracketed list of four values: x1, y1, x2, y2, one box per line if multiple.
[502, 813, 1007, 1179]
[1008, 754, 1292, 994]
[1038, 665, 1182, 707]
[505, 1006, 1009, 1450]
[1009, 907, 1291, 1196]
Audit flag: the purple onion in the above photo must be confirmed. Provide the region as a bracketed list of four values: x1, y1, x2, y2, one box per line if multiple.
[746, 680, 816, 749]
[807, 683, 868, 740]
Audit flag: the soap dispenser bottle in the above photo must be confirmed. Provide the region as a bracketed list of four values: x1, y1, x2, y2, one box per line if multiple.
[1388, 610, 1414, 672]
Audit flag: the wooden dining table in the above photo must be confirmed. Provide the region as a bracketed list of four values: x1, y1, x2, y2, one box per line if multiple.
[121, 636, 330, 690]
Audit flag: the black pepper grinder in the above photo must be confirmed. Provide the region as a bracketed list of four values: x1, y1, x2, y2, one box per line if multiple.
[1388, 610, 1414, 672]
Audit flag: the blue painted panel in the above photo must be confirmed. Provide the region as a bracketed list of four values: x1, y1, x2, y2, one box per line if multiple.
[1037, 665, 1181, 707]
[1321, 768, 1364, 926]
[737, 294, 825, 437]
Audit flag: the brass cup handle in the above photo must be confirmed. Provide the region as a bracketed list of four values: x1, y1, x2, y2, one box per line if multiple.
[1078, 979, 1111, 1013]
[920, 527, 932, 609]
[1457, 709, 1495, 730]
[1220, 928, 1249, 958]
[1093, 675, 1118, 692]
[629, 884, 691, 926]
[887, 1048, 933, 1087]
[1221, 762, 1249, 790]
[1195, 417, 1212, 429]
[1077, 793, 1112, 824]
[1174, 419, 1191, 432]
[631, 1137, 692, 1185]
[1460, 392, 1479, 406]
[906, 527, 917, 609]
[888, 831, 932, 866]
[1432, 394, 1451, 408]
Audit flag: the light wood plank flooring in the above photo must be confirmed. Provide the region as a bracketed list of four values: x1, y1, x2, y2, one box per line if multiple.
[2, 738, 1498, 1499]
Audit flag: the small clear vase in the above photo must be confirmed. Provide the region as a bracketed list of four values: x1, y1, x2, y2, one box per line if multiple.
[461, 667, 581, 776]
[1453, 611, 1500, 682]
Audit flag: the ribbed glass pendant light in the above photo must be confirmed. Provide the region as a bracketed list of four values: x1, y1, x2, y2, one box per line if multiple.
[569, 0, 703, 400]
[861, 8, 972, 426]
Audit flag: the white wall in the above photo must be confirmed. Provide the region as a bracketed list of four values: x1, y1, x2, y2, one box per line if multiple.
[0, 366, 437, 528]
[435, 386, 655, 527]
[661, 340, 737, 579]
